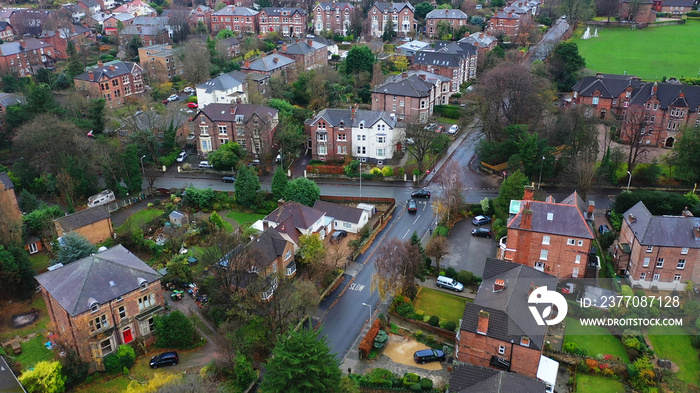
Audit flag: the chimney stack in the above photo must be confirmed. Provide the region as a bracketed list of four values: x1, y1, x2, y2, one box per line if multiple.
[244, 59, 250, 69]
[652, 81, 658, 95]
[493, 279, 505, 292]
[588, 200, 595, 215]
[282, 43, 287, 52]
[351, 105, 356, 120]
[508, 12, 513, 17]
[88, 70, 94, 80]
[108, 65, 115, 71]
[523, 185, 534, 201]
[307, 38, 313, 47]
[477, 310, 489, 335]
[278, 198, 286, 207]
[97, 60, 103, 67]
[273, 48, 278, 54]
[694, 225, 700, 240]
[418, 74, 426, 81]
[521, 201, 532, 230]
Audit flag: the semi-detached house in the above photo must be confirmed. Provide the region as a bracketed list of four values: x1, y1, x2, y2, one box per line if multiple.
[425, 9, 468, 38]
[372, 70, 451, 121]
[369, 2, 415, 38]
[74, 60, 144, 107]
[313, 2, 354, 36]
[211, 5, 258, 33]
[257, 7, 307, 37]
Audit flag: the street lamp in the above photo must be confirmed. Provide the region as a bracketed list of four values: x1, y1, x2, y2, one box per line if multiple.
[140, 155, 147, 177]
[538, 155, 545, 190]
[359, 161, 362, 202]
[361, 302, 372, 321]
[626, 171, 632, 192]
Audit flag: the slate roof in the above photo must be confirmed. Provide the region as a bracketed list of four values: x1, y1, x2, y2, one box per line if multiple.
[197, 72, 246, 94]
[314, 200, 365, 224]
[460, 258, 557, 349]
[448, 364, 546, 393]
[197, 103, 278, 124]
[282, 40, 327, 55]
[629, 82, 700, 110]
[0, 172, 14, 190]
[508, 192, 594, 239]
[220, 36, 240, 46]
[131, 15, 169, 26]
[492, 11, 520, 19]
[79, 0, 101, 9]
[316, 2, 354, 9]
[373, 74, 433, 98]
[414, 50, 461, 68]
[373, 2, 415, 12]
[55, 205, 111, 232]
[0, 38, 53, 56]
[244, 54, 295, 72]
[571, 74, 643, 99]
[75, 61, 139, 82]
[261, 7, 306, 16]
[120, 25, 166, 35]
[309, 108, 399, 129]
[0, 21, 10, 31]
[212, 5, 259, 16]
[460, 32, 497, 48]
[0, 93, 26, 109]
[35, 245, 160, 317]
[426, 8, 468, 19]
[396, 40, 430, 52]
[248, 226, 290, 269]
[661, 0, 694, 6]
[623, 201, 700, 248]
[0, 356, 25, 393]
[265, 201, 325, 231]
[434, 40, 478, 57]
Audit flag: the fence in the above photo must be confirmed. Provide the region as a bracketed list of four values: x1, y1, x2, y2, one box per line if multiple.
[105, 194, 147, 213]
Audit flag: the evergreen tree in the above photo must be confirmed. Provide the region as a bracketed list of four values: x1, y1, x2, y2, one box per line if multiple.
[271, 166, 288, 200]
[260, 327, 341, 393]
[283, 177, 320, 207]
[53, 232, 98, 265]
[65, 41, 84, 79]
[234, 164, 261, 207]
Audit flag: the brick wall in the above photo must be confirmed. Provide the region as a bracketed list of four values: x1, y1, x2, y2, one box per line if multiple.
[456, 330, 541, 378]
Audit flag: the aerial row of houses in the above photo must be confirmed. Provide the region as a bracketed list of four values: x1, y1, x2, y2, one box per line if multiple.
[485, 0, 541, 38]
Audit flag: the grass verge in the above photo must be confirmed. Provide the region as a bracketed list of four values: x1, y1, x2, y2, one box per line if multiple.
[225, 211, 265, 226]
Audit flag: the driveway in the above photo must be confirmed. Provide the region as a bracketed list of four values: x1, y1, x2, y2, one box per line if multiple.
[441, 218, 498, 278]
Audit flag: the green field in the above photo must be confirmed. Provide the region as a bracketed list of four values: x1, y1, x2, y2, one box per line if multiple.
[572, 20, 700, 80]
[563, 317, 629, 362]
[576, 374, 625, 393]
[413, 287, 470, 323]
[648, 325, 700, 386]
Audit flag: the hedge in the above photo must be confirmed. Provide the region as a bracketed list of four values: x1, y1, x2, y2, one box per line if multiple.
[359, 319, 382, 358]
[306, 165, 345, 175]
[433, 105, 462, 119]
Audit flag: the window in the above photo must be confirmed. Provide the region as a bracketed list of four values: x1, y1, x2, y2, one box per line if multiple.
[578, 240, 584, 247]
[337, 145, 346, 154]
[285, 250, 292, 260]
[89, 314, 108, 332]
[377, 136, 385, 143]
[640, 272, 646, 280]
[498, 345, 506, 355]
[681, 247, 689, 255]
[377, 148, 385, 157]
[112, 79, 119, 87]
[238, 139, 246, 149]
[137, 293, 155, 311]
[392, 104, 396, 111]
[653, 103, 658, 110]
[118, 306, 126, 319]
[592, 97, 599, 105]
[656, 258, 664, 268]
[318, 145, 327, 155]
[356, 146, 366, 154]
[646, 246, 653, 253]
[542, 236, 550, 245]
[400, 100, 404, 107]
[539, 249, 548, 260]
[643, 257, 650, 267]
[567, 239, 575, 245]
[677, 259, 686, 269]
[220, 138, 228, 145]
[575, 255, 581, 264]
[200, 125, 209, 135]
[357, 135, 366, 141]
[317, 133, 327, 142]
[337, 133, 346, 141]
[674, 274, 682, 282]
[101, 338, 113, 355]
[572, 267, 580, 278]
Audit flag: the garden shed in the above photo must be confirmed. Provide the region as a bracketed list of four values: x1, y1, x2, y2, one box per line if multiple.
[169, 210, 186, 227]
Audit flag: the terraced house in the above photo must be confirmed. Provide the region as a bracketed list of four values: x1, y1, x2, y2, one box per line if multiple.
[369, 2, 414, 38]
[257, 7, 307, 37]
[313, 2, 354, 36]
[211, 5, 258, 33]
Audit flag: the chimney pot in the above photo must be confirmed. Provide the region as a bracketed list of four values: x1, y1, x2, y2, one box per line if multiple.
[273, 48, 277, 54]
[521, 201, 532, 229]
[307, 38, 313, 47]
[244, 59, 250, 68]
[523, 185, 534, 201]
[282, 43, 287, 52]
[88, 70, 94, 79]
[109, 65, 115, 71]
[97, 60, 103, 67]
[588, 200, 595, 214]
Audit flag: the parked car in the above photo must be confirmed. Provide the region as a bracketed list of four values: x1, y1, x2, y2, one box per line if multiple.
[248, 159, 260, 167]
[150, 351, 179, 368]
[411, 189, 431, 199]
[448, 125, 459, 134]
[167, 94, 179, 102]
[598, 224, 611, 234]
[331, 230, 347, 243]
[407, 199, 417, 213]
[472, 215, 491, 226]
[436, 275, 464, 292]
[423, 123, 436, 130]
[436, 125, 445, 133]
[222, 176, 236, 183]
[471, 228, 492, 238]
[413, 349, 445, 364]
[198, 161, 212, 168]
[187, 102, 198, 108]
[176, 151, 188, 163]
[183, 86, 195, 93]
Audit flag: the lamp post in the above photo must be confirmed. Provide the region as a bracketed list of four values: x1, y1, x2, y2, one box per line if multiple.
[538, 155, 545, 190]
[359, 161, 362, 202]
[140, 155, 147, 177]
[626, 171, 632, 192]
[361, 302, 372, 320]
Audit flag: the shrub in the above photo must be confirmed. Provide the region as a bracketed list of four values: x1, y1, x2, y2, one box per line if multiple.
[154, 310, 197, 348]
[359, 319, 381, 358]
[414, 330, 423, 339]
[456, 270, 474, 285]
[410, 383, 422, 391]
[370, 167, 382, 175]
[382, 166, 394, 176]
[586, 359, 599, 371]
[398, 167, 405, 176]
[444, 267, 457, 278]
[403, 285, 418, 300]
[414, 310, 425, 319]
[420, 377, 433, 390]
[403, 372, 420, 387]
[444, 321, 457, 331]
[602, 368, 615, 377]
[362, 368, 395, 388]
[434, 225, 449, 237]
[433, 105, 462, 119]
[396, 302, 415, 318]
[374, 330, 389, 349]
[428, 315, 440, 327]
[103, 345, 135, 374]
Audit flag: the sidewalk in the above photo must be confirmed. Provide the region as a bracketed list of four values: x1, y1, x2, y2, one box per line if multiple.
[422, 118, 482, 185]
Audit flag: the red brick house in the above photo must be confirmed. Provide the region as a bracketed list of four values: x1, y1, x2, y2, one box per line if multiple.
[372, 70, 451, 121]
[656, 0, 694, 14]
[487, 11, 520, 37]
[503, 187, 595, 279]
[258, 7, 307, 37]
[54, 205, 114, 245]
[189, 103, 279, 157]
[0, 22, 13, 41]
[571, 74, 644, 120]
[614, 202, 700, 290]
[241, 52, 296, 81]
[461, 33, 498, 56]
[74, 61, 145, 107]
[103, 13, 135, 36]
[279, 38, 327, 70]
[0, 38, 55, 77]
[119, 24, 170, 46]
[211, 6, 258, 34]
[188, 5, 212, 30]
[412, 42, 477, 94]
[425, 8, 469, 38]
[263, 201, 332, 244]
[35, 245, 165, 372]
[620, 0, 656, 23]
[448, 364, 548, 393]
[313, 2, 354, 36]
[369, 2, 415, 38]
[456, 257, 557, 379]
[40, 24, 94, 60]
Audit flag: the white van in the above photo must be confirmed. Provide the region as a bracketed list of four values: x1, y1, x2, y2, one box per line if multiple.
[436, 275, 464, 292]
[87, 190, 115, 208]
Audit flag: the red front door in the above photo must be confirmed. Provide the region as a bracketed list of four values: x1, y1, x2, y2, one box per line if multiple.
[123, 328, 133, 344]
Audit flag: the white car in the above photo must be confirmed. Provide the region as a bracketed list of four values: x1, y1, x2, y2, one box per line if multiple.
[448, 125, 459, 134]
[183, 87, 194, 93]
[167, 94, 179, 102]
[176, 151, 188, 163]
[199, 161, 212, 168]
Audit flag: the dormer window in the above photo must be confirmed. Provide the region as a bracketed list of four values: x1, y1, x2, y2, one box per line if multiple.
[339, 121, 344, 129]
[359, 121, 364, 129]
[248, 265, 259, 274]
[89, 298, 99, 312]
[235, 115, 244, 124]
[138, 277, 148, 290]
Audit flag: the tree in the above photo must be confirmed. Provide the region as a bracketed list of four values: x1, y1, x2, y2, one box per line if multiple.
[670, 126, 700, 184]
[168, 7, 191, 43]
[0, 245, 36, 300]
[127, 35, 141, 59]
[493, 170, 528, 219]
[415, 1, 435, 19]
[405, 122, 436, 175]
[344, 45, 375, 75]
[53, 232, 98, 265]
[154, 310, 197, 348]
[164, 255, 194, 285]
[382, 19, 396, 41]
[620, 111, 654, 173]
[182, 40, 212, 85]
[207, 142, 244, 171]
[560, 0, 595, 23]
[65, 41, 84, 79]
[283, 177, 320, 207]
[297, 233, 326, 266]
[259, 327, 341, 393]
[371, 238, 425, 300]
[547, 42, 586, 91]
[274, 119, 306, 168]
[425, 236, 448, 273]
[234, 164, 261, 206]
[19, 361, 66, 393]
[435, 162, 465, 224]
[436, 20, 452, 40]
[271, 166, 289, 200]
[596, 0, 619, 22]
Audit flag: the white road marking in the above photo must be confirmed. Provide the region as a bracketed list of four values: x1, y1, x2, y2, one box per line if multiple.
[348, 283, 365, 291]
[402, 229, 411, 239]
[413, 214, 421, 225]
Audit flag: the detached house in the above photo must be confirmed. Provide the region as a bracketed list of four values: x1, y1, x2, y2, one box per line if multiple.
[307, 107, 404, 163]
[263, 201, 332, 244]
[504, 187, 595, 279]
[0, 38, 56, 77]
[35, 245, 165, 371]
[313, 2, 354, 36]
[455, 257, 557, 379]
[487, 11, 520, 37]
[314, 200, 369, 234]
[461, 32, 498, 55]
[54, 205, 114, 245]
[196, 71, 248, 107]
[614, 202, 700, 290]
[241, 52, 296, 81]
[372, 70, 451, 121]
[74, 60, 145, 107]
[279, 38, 328, 70]
[369, 2, 415, 38]
[448, 363, 547, 393]
[258, 7, 307, 37]
[189, 103, 279, 157]
[425, 9, 468, 38]
[112, 0, 157, 17]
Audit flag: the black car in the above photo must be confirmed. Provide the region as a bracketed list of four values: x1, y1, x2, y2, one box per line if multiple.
[413, 349, 445, 364]
[411, 189, 431, 199]
[150, 351, 179, 368]
[331, 230, 347, 242]
[471, 228, 492, 238]
[598, 224, 611, 234]
[222, 176, 236, 183]
[408, 199, 417, 213]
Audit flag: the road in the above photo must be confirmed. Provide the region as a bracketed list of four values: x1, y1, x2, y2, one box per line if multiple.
[528, 18, 570, 63]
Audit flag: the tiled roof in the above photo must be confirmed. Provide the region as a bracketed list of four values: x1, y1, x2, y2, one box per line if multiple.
[492, 11, 520, 19]
[248, 227, 290, 269]
[373, 2, 415, 12]
[212, 5, 259, 16]
[131, 15, 169, 26]
[571, 74, 643, 98]
[282, 40, 326, 55]
[309, 108, 399, 129]
[434, 40, 477, 57]
[460, 33, 497, 48]
[316, 2, 354, 10]
[196, 72, 246, 93]
[120, 24, 165, 35]
[74, 61, 139, 82]
[265, 201, 325, 231]
[0, 22, 10, 31]
[661, 0, 694, 6]
[197, 103, 277, 124]
[426, 8, 468, 19]
[244, 54, 295, 72]
[0, 172, 14, 190]
[448, 364, 547, 393]
[508, 192, 595, 239]
[623, 201, 700, 248]
[0, 355, 24, 393]
[460, 258, 557, 349]
[35, 245, 160, 316]
[261, 7, 306, 16]
[55, 205, 111, 232]
[0, 93, 26, 109]
[0, 38, 53, 56]
[314, 201, 365, 224]
[629, 82, 700, 110]
[373, 74, 433, 98]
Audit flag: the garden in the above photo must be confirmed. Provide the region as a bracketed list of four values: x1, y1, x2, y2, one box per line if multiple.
[647, 325, 700, 386]
[572, 20, 700, 80]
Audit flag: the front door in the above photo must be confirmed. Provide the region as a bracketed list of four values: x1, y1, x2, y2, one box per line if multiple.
[123, 327, 133, 344]
[28, 242, 38, 254]
[652, 273, 660, 282]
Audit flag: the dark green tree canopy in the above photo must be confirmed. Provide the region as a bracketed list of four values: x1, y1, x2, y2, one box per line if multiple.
[208, 142, 244, 171]
[670, 126, 700, 184]
[344, 46, 376, 75]
[415, 1, 435, 19]
[548, 42, 586, 91]
[271, 166, 289, 200]
[283, 177, 321, 207]
[235, 164, 261, 206]
[53, 232, 98, 265]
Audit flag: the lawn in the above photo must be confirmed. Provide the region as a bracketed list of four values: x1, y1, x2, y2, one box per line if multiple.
[576, 374, 625, 393]
[225, 211, 265, 226]
[0, 296, 49, 341]
[572, 20, 700, 80]
[29, 253, 51, 273]
[413, 287, 469, 323]
[563, 317, 629, 362]
[13, 335, 55, 371]
[648, 325, 700, 386]
[116, 209, 164, 234]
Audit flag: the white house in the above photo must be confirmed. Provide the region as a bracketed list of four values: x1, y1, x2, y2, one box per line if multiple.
[351, 111, 404, 164]
[196, 70, 248, 107]
[314, 201, 369, 234]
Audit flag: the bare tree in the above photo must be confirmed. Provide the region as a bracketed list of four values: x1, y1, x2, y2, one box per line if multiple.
[435, 161, 465, 224]
[259, 278, 320, 335]
[563, 145, 598, 200]
[404, 120, 436, 176]
[425, 236, 448, 273]
[371, 238, 423, 300]
[596, 0, 619, 22]
[167, 7, 191, 43]
[0, 200, 22, 247]
[182, 40, 212, 85]
[621, 110, 655, 173]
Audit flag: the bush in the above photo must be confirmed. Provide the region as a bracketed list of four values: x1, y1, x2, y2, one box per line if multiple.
[428, 315, 440, 327]
[433, 105, 462, 119]
[420, 377, 433, 390]
[382, 166, 394, 176]
[397, 302, 415, 318]
[402, 372, 420, 387]
[370, 167, 382, 175]
[434, 225, 449, 237]
[444, 321, 457, 331]
[154, 310, 197, 348]
[374, 330, 389, 349]
[444, 267, 457, 278]
[361, 368, 395, 388]
[456, 270, 474, 285]
[103, 345, 135, 374]
[359, 319, 381, 358]
[687, 10, 700, 16]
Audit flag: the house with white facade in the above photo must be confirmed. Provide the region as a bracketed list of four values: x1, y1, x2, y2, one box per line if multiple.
[196, 70, 248, 107]
[263, 201, 332, 244]
[314, 200, 369, 234]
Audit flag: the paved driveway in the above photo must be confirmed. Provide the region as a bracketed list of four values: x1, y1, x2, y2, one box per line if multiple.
[441, 218, 498, 278]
